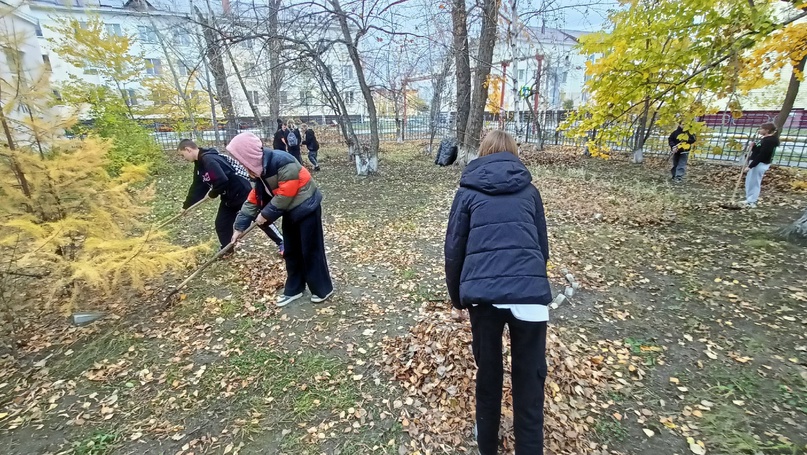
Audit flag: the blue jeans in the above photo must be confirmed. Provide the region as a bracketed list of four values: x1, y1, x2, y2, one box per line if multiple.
[308, 148, 319, 168]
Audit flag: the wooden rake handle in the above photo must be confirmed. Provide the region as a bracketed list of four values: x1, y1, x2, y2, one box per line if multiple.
[156, 197, 210, 230]
[163, 222, 259, 306]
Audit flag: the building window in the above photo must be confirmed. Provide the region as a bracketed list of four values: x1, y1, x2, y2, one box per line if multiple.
[78, 21, 88, 30]
[42, 55, 51, 72]
[5, 49, 24, 76]
[341, 65, 353, 80]
[84, 59, 99, 75]
[178, 63, 189, 77]
[247, 90, 259, 105]
[124, 89, 138, 106]
[280, 91, 288, 104]
[145, 58, 162, 75]
[345, 91, 354, 104]
[35, 21, 43, 37]
[300, 90, 312, 104]
[174, 32, 192, 46]
[138, 25, 157, 44]
[105, 24, 123, 36]
[518, 69, 525, 82]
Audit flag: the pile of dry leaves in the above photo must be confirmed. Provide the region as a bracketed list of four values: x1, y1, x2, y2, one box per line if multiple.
[382, 302, 614, 455]
[519, 145, 587, 168]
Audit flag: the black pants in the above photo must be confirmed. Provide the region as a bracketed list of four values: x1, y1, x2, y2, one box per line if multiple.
[469, 305, 547, 455]
[288, 146, 302, 164]
[281, 205, 333, 298]
[215, 201, 283, 250]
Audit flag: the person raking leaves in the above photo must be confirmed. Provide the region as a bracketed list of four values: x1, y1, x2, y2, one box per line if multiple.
[177, 139, 284, 256]
[742, 122, 780, 208]
[445, 130, 551, 455]
[227, 132, 334, 307]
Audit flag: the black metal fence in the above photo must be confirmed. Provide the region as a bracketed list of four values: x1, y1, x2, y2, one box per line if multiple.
[149, 110, 807, 169]
[496, 110, 807, 169]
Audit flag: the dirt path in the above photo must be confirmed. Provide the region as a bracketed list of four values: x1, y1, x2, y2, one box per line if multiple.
[1, 145, 805, 455]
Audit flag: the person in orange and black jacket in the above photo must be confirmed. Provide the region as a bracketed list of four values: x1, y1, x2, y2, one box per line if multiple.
[178, 139, 284, 255]
[227, 132, 333, 308]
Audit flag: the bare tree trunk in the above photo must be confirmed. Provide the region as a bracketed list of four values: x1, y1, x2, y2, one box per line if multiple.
[196, 8, 237, 140]
[268, 0, 282, 126]
[0, 102, 17, 151]
[457, 0, 498, 165]
[774, 55, 806, 132]
[632, 97, 651, 163]
[152, 20, 198, 138]
[780, 207, 807, 240]
[226, 46, 264, 134]
[452, 0, 471, 144]
[331, 0, 379, 175]
[428, 54, 453, 154]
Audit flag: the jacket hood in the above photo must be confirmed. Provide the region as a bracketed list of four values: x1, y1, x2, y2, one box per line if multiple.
[460, 152, 532, 195]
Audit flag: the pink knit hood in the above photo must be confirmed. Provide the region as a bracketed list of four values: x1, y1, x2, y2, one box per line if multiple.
[226, 132, 264, 176]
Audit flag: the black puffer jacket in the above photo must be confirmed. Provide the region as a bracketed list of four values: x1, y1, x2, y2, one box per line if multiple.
[444, 152, 552, 309]
[183, 148, 250, 209]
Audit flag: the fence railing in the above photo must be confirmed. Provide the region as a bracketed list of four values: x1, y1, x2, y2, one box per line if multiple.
[148, 111, 807, 169]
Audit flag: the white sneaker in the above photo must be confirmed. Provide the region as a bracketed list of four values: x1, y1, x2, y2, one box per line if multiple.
[276, 293, 303, 307]
[310, 290, 333, 304]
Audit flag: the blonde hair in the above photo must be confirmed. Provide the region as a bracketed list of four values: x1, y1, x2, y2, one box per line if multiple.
[288, 121, 296, 129]
[478, 130, 518, 157]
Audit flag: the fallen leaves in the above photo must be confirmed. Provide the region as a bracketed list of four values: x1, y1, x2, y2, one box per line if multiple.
[381, 302, 614, 454]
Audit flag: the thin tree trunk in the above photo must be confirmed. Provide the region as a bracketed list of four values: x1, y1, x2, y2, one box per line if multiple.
[452, 0, 471, 144]
[774, 55, 806, 132]
[457, 0, 498, 165]
[268, 0, 282, 128]
[0, 102, 17, 151]
[632, 97, 651, 163]
[152, 20, 198, 138]
[196, 8, 237, 140]
[331, 0, 379, 175]
[428, 53, 453, 154]
[226, 46, 264, 134]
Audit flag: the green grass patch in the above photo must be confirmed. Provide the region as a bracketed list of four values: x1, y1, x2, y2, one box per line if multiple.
[593, 416, 628, 446]
[623, 337, 663, 366]
[699, 402, 799, 455]
[50, 331, 139, 379]
[71, 429, 119, 455]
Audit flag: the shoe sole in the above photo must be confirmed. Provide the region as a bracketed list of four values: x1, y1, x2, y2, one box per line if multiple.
[277, 293, 303, 307]
[311, 290, 334, 304]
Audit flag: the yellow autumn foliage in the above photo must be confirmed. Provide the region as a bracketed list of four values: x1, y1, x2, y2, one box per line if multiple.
[0, 138, 204, 309]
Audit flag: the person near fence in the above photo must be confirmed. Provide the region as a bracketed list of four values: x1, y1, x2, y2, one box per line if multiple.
[227, 132, 334, 307]
[301, 123, 320, 171]
[668, 124, 696, 182]
[285, 121, 303, 164]
[743, 122, 780, 208]
[444, 130, 550, 455]
[273, 119, 287, 151]
[177, 139, 284, 256]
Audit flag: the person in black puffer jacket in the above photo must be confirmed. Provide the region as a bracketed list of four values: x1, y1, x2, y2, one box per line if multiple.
[301, 123, 320, 171]
[178, 139, 284, 254]
[445, 130, 550, 455]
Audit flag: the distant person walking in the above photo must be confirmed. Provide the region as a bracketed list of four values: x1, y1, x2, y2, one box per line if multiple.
[273, 119, 287, 151]
[445, 130, 551, 455]
[301, 123, 320, 171]
[743, 122, 779, 208]
[285, 121, 303, 164]
[667, 124, 696, 182]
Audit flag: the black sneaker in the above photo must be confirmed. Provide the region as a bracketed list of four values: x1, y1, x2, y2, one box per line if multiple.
[314, 166, 321, 172]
